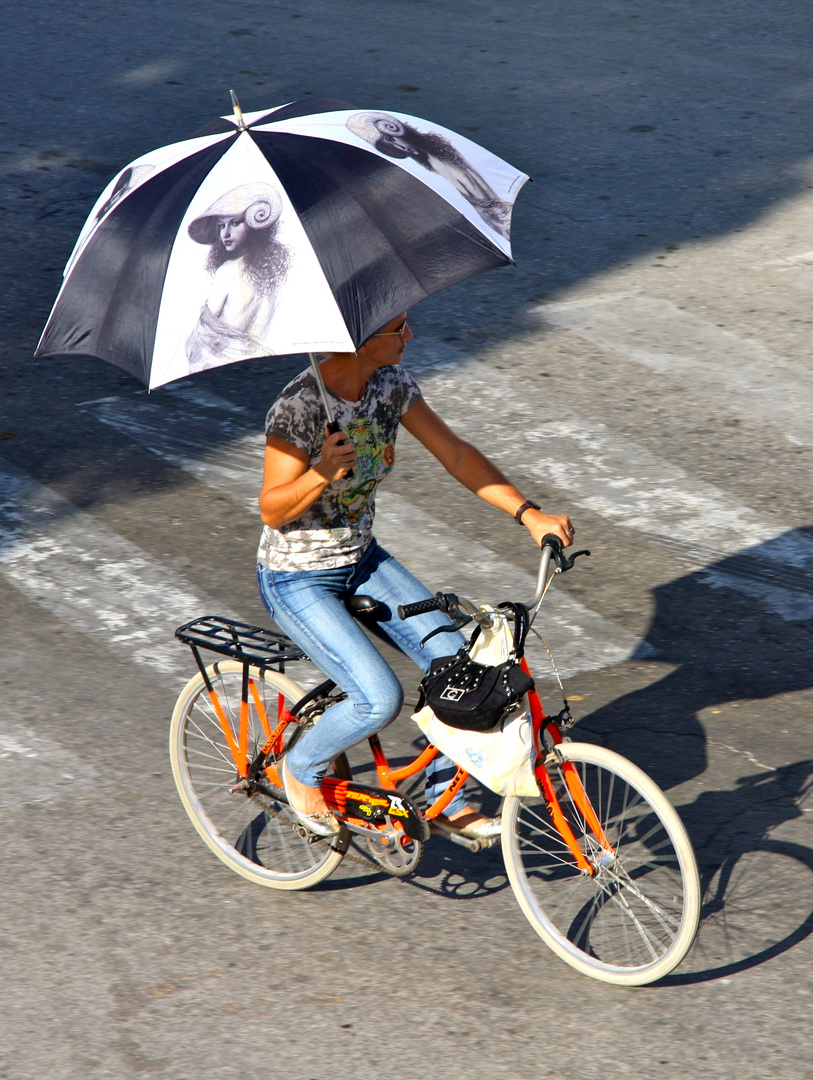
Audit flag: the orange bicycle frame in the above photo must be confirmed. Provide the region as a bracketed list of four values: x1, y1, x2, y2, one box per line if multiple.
[522, 659, 613, 873]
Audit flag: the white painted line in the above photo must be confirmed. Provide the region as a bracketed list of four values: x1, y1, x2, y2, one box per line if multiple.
[374, 493, 651, 678]
[88, 397, 654, 675]
[90, 369, 813, 623]
[0, 460, 234, 680]
[536, 292, 813, 446]
[92, 398, 262, 515]
[0, 721, 100, 809]
[410, 350, 813, 621]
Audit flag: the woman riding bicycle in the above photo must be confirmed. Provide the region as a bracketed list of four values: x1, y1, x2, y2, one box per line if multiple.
[257, 312, 574, 836]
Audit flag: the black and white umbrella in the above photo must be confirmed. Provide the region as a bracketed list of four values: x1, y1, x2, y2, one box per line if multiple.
[35, 96, 528, 392]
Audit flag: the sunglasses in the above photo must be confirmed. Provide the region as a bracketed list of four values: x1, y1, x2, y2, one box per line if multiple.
[373, 318, 409, 339]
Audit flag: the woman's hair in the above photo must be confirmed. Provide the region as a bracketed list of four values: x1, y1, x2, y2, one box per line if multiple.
[375, 121, 471, 173]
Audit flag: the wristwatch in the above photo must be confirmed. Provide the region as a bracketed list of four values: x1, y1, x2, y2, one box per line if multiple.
[514, 500, 540, 525]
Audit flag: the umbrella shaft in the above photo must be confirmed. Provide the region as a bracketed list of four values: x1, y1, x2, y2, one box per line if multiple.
[308, 352, 335, 426]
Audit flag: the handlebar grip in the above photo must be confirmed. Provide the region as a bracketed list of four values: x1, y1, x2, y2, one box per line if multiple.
[397, 597, 442, 620]
[541, 533, 563, 552]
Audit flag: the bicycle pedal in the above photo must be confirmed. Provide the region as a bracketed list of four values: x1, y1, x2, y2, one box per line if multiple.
[429, 823, 495, 853]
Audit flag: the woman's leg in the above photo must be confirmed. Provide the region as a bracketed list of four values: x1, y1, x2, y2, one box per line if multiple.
[258, 564, 405, 790]
[347, 542, 471, 816]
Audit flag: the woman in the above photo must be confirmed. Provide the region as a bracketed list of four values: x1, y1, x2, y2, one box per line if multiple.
[186, 183, 290, 372]
[345, 112, 512, 239]
[257, 313, 574, 836]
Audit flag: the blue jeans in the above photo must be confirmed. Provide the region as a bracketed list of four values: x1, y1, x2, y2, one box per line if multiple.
[257, 539, 468, 815]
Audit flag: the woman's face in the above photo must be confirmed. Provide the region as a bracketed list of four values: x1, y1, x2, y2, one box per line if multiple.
[217, 215, 249, 253]
[358, 312, 413, 369]
[381, 134, 419, 158]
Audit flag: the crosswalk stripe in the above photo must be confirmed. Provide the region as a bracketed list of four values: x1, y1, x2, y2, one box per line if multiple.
[88, 357, 813, 626]
[0, 459, 233, 680]
[373, 493, 651, 678]
[536, 292, 813, 447]
[408, 345, 813, 621]
[0, 719, 99, 809]
[87, 396, 655, 675]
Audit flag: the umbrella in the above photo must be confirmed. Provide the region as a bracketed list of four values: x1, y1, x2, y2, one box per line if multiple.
[35, 94, 529, 407]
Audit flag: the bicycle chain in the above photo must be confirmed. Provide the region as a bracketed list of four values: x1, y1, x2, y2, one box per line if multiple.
[245, 787, 407, 875]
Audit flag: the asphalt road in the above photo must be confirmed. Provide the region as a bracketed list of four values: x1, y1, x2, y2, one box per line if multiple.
[1, 3, 813, 1079]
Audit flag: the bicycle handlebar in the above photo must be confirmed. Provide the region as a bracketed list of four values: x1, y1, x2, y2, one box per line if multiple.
[397, 596, 444, 620]
[528, 534, 591, 609]
[398, 534, 591, 625]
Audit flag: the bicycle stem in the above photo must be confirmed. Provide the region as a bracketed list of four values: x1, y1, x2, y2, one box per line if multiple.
[526, 543, 556, 624]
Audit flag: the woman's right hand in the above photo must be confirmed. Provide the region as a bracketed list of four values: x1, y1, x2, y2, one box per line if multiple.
[315, 426, 357, 482]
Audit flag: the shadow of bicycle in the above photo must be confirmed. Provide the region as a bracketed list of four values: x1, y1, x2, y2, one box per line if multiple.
[665, 758, 813, 985]
[312, 756, 511, 899]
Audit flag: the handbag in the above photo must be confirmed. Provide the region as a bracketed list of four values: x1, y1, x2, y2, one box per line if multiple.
[412, 703, 539, 797]
[418, 602, 534, 732]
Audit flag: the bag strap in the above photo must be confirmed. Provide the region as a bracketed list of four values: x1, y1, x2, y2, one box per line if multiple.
[462, 623, 482, 655]
[497, 602, 531, 660]
[460, 602, 530, 660]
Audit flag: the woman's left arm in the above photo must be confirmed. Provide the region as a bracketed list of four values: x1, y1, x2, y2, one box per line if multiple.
[401, 397, 574, 548]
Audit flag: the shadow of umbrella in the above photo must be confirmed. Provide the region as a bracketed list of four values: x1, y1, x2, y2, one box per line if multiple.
[573, 527, 813, 792]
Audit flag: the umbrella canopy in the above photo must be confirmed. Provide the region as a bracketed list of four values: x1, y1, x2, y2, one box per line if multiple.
[35, 97, 529, 390]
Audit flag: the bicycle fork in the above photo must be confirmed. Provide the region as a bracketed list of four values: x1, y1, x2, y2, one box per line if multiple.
[525, 674, 615, 876]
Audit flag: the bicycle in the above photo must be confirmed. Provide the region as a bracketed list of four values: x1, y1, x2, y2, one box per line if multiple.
[169, 536, 701, 985]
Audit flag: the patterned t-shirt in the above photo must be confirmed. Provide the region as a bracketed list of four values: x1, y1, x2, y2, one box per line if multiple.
[257, 364, 422, 571]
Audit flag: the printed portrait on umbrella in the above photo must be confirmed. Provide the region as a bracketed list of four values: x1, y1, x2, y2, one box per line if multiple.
[94, 164, 155, 226]
[185, 182, 290, 373]
[346, 111, 511, 239]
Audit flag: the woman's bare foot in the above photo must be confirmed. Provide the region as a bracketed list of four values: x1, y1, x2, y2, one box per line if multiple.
[283, 762, 332, 816]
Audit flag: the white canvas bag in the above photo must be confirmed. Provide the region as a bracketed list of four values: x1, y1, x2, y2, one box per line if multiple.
[412, 607, 540, 797]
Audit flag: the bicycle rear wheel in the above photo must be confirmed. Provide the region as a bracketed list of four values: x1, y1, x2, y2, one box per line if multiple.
[170, 660, 350, 890]
[502, 742, 700, 985]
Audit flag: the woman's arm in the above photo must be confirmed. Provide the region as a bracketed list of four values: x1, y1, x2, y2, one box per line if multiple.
[258, 430, 356, 528]
[400, 396, 574, 547]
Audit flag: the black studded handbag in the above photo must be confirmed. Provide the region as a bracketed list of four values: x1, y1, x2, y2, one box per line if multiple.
[419, 603, 534, 732]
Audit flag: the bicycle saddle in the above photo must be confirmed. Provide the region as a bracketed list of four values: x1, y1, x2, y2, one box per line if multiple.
[346, 594, 383, 618]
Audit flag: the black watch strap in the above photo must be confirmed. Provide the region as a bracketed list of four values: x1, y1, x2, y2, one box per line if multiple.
[515, 500, 540, 525]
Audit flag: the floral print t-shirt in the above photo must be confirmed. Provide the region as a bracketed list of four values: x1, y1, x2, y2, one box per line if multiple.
[257, 364, 422, 571]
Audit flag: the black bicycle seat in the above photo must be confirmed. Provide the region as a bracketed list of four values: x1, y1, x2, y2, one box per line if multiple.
[346, 594, 383, 619]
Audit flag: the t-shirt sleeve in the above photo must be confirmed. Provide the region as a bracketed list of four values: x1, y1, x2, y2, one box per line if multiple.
[398, 368, 423, 415]
[264, 380, 321, 457]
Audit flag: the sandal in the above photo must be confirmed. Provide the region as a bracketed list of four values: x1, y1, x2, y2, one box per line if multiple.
[437, 812, 502, 839]
[281, 760, 340, 837]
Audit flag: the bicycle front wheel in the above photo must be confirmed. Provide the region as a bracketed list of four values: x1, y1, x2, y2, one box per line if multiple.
[170, 660, 350, 891]
[502, 742, 700, 985]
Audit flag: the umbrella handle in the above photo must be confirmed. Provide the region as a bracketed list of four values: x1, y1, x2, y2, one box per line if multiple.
[327, 420, 354, 480]
[309, 353, 354, 479]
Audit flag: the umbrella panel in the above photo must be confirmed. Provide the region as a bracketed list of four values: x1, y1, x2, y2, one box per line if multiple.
[254, 132, 509, 348]
[35, 140, 233, 387]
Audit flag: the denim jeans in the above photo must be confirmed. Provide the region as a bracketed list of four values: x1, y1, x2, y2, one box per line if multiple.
[257, 539, 468, 815]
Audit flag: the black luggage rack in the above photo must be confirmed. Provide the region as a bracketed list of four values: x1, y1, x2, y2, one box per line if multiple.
[175, 615, 306, 671]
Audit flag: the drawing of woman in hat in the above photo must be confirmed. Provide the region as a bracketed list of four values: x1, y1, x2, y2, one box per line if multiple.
[185, 182, 290, 372]
[346, 112, 511, 239]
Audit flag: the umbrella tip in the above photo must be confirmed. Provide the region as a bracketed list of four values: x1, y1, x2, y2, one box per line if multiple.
[229, 89, 247, 131]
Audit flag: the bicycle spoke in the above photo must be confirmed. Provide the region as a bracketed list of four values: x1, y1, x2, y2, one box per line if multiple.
[502, 743, 700, 984]
[170, 664, 349, 890]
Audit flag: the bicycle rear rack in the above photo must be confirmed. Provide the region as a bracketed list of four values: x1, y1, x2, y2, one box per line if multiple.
[175, 615, 305, 673]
